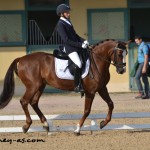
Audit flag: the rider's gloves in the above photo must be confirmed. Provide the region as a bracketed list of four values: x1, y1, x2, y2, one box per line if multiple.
[82, 40, 89, 49]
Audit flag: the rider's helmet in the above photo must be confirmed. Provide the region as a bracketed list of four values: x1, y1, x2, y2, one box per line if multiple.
[56, 4, 70, 16]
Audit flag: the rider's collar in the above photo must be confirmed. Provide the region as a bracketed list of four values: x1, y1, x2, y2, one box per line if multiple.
[60, 17, 72, 26]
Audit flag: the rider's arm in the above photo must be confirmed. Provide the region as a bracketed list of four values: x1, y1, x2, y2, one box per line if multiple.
[57, 22, 84, 48]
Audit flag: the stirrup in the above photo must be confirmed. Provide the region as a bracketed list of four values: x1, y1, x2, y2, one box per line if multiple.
[74, 86, 80, 93]
[74, 86, 84, 93]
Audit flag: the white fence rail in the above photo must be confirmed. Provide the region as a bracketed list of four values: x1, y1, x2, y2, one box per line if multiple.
[0, 112, 150, 133]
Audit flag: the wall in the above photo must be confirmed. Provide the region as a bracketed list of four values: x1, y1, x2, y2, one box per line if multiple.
[0, 47, 26, 80]
[0, 0, 25, 10]
[0, 0, 26, 81]
[70, 0, 129, 92]
[0, 0, 130, 93]
[70, 0, 127, 39]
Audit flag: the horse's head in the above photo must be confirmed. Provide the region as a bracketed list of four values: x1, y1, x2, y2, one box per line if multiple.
[112, 41, 128, 74]
[91, 39, 129, 75]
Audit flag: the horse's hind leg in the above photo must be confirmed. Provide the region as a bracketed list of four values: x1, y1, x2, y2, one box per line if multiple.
[30, 85, 49, 132]
[20, 90, 36, 133]
[98, 87, 114, 129]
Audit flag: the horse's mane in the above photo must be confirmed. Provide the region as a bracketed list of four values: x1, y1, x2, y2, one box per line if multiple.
[92, 39, 116, 49]
[91, 39, 125, 49]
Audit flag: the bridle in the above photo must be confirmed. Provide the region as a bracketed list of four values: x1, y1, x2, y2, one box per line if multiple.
[89, 44, 127, 68]
[88, 43, 127, 78]
[113, 47, 127, 68]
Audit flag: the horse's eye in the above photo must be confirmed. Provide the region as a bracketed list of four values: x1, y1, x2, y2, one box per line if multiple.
[118, 54, 123, 57]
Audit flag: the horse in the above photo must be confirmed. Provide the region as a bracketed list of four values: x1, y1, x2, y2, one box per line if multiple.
[0, 39, 128, 135]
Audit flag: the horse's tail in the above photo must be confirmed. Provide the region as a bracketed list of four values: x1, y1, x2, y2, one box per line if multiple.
[0, 58, 20, 109]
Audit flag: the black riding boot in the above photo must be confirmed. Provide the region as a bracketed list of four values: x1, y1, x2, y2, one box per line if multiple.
[74, 66, 84, 93]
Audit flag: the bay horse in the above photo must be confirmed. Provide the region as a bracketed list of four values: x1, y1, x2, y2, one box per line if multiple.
[0, 39, 128, 135]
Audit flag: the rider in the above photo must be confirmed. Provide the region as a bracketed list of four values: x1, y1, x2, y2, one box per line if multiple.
[56, 4, 89, 93]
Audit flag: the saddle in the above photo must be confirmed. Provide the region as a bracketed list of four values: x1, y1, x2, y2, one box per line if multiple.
[53, 48, 89, 76]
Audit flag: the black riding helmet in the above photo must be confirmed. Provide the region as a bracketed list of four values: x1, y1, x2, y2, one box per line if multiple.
[56, 4, 70, 16]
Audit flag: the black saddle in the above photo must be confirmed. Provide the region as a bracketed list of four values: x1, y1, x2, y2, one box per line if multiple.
[53, 49, 69, 60]
[53, 48, 89, 76]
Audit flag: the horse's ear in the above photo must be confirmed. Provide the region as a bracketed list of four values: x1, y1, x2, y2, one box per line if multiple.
[125, 40, 132, 45]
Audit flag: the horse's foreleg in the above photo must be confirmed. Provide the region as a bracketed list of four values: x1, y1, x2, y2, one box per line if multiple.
[74, 93, 94, 135]
[98, 87, 114, 129]
[30, 87, 49, 132]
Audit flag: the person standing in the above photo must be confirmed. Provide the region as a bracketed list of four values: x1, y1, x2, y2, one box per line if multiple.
[134, 36, 149, 99]
[56, 4, 89, 93]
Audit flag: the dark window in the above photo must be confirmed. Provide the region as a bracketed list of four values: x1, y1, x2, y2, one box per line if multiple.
[130, 8, 150, 41]
[28, 11, 59, 45]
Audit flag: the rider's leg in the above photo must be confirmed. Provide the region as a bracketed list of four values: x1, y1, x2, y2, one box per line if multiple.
[74, 65, 84, 92]
[68, 52, 84, 92]
[68, 52, 82, 68]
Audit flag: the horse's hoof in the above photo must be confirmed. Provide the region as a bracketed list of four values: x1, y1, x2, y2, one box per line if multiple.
[100, 120, 105, 129]
[43, 126, 49, 132]
[74, 132, 80, 136]
[22, 126, 28, 133]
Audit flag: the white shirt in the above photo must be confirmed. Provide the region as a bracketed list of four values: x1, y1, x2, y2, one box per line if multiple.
[60, 17, 72, 26]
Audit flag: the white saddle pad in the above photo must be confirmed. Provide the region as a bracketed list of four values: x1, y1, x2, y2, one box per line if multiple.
[55, 58, 90, 80]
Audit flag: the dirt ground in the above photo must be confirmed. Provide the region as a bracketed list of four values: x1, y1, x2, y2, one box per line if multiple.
[0, 92, 150, 150]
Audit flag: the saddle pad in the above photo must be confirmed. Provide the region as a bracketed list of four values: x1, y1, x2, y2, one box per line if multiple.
[55, 58, 90, 80]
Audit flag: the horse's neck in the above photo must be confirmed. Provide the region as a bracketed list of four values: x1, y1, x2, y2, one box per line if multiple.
[90, 48, 110, 82]
[93, 46, 112, 63]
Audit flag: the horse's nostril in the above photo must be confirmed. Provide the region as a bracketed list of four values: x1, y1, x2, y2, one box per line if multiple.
[117, 68, 125, 74]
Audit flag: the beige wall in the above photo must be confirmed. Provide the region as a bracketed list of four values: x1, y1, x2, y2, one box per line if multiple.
[0, 0, 25, 10]
[0, 0, 130, 92]
[70, 0, 127, 39]
[107, 56, 129, 92]
[0, 47, 26, 80]
[70, 0, 130, 92]
[0, 0, 26, 81]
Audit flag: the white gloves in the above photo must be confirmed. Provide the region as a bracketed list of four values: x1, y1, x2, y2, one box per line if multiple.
[82, 40, 89, 49]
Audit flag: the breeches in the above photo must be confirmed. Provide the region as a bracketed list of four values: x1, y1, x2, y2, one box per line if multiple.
[68, 52, 82, 68]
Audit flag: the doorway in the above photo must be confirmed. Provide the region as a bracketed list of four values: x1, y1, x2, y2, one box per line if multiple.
[130, 8, 150, 41]
[129, 4, 150, 90]
[26, 0, 68, 47]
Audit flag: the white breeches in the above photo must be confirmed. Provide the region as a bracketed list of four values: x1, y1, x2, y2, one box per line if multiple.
[68, 52, 82, 68]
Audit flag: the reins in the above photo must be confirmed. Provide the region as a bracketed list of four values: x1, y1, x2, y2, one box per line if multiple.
[88, 46, 114, 80]
[88, 44, 126, 79]
[88, 45, 117, 67]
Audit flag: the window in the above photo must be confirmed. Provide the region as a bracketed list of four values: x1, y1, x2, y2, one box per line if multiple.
[87, 9, 128, 43]
[0, 11, 26, 46]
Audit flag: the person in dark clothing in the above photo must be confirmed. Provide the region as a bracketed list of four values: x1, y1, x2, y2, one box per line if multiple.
[56, 4, 89, 93]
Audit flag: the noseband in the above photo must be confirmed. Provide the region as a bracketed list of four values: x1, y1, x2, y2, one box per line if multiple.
[88, 42, 127, 78]
[113, 47, 127, 68]
[90, 43, 127, 68]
